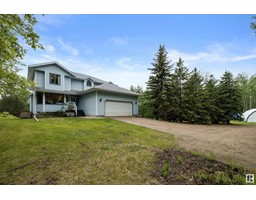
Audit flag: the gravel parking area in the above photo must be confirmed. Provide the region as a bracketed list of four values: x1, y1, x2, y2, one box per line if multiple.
[114, 117, 256, 170]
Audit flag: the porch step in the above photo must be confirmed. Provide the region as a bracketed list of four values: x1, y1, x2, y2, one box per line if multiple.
[77, 110, 85, 116]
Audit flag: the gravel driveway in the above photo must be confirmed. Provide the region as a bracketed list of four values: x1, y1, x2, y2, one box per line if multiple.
[113, 117, 256, 170]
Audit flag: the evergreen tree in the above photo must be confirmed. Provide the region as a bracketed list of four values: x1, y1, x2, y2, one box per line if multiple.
[183, 68, 209, 123]
[204, 74, 220, 124]
[130, 85, 143, 94]
[170, 57, 189, 122]
[217, 71, 243, 124]
[146, 45, 173, 120]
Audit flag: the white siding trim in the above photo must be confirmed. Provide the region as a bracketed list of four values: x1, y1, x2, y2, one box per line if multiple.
[96, 91, 98, 115]
[44, 71, 46, 88]
[34, 71, 37, 85]
[42, 92, 45, 112]
[32, 91, 36, 115]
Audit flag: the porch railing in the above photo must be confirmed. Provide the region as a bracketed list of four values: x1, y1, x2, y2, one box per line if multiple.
[61, 102, 77, 116]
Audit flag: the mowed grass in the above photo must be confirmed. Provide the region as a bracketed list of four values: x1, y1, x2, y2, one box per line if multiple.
[231, 120, 256, 126]
[0, 117, 175, 184]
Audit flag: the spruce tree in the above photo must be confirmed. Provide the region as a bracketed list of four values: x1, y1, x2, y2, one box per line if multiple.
[217, 71, 243, 124]
[204, 74, 220, 124]
[170, 57, 189, 122]
[183, 68, 209, 123]
[146, 45, 173, 120]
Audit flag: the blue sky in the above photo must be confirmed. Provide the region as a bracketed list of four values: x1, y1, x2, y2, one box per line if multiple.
[21, 14, 256, 89]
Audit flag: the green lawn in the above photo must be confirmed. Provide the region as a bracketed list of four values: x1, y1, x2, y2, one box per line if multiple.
[231, 120, 256, 126]
[0, 117, 175, 184]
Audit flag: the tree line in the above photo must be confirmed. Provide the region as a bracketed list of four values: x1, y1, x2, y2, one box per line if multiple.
[131, 45, 256, 124]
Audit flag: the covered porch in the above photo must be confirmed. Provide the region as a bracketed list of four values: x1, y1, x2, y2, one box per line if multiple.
[30, 88, 80, 116]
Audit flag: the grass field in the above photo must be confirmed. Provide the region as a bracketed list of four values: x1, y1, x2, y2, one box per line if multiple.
[0, 117, 175, 184]
[0, 117, 254, 185]
[230, 120, 256, 126]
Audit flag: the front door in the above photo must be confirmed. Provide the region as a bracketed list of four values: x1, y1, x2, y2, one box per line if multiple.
[66, 95, 77, 104]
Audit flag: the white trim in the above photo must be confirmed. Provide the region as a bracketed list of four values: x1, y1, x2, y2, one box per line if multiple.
[96, 91, 98, 116]
[34, 70, 37, 85]
[42, 92, 45, 112]
[29, 61, 76, 77]
[44, 71, 47, 88]
[105, 101, 133, 116]
[32, 91, 36, 116]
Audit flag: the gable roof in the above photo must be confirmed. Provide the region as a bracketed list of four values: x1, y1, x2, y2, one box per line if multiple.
[28, 61, 106, 83]
[94, 82, 139, 95]
[28, 61, 76, 77]
[28, 61, 139, 96]
[71, 71, 107, 84]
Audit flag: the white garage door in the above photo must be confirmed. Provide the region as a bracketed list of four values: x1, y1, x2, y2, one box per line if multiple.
[105, 101, 133, 116]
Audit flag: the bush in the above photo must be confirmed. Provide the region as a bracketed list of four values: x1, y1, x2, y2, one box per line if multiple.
[0, 95, 28, 117]
[0, 112, 18, 119]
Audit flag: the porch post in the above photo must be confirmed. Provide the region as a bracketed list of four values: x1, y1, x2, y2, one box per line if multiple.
[32, 91, 37, 117]
[42, 92, 45, 112]
[29, 94, 32, 112]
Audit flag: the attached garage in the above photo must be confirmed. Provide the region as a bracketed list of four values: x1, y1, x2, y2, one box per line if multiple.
[105, 101, 133, 116]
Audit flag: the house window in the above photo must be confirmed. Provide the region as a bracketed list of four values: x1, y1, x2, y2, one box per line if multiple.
[37, 92, 43, 104]
[66, 95, 77, 103]
[45, 93, 64, 104]
[86, 80, 92, 87]
[50, 73, 61, 85]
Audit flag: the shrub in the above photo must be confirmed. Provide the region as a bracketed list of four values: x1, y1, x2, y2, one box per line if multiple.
[0, 112, 18, 119]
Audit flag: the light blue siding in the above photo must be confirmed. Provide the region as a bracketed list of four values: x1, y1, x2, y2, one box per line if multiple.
[33, 64, 71, 91]
[65, 76, 71, 91]
[84, 79, 94, 91]
[32, 64, 86, 92]
[78, 92, 96, 116]
[29, 95, 33, 112]
[71, 79, 84, 91]
[29, 63, 139, 116]
[35, 71, 45, 88]
[37, 104, 63, 112]
[96, 91, 138, 116]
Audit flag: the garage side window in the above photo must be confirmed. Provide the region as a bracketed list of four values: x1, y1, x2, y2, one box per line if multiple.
[50, 73, 61, 85]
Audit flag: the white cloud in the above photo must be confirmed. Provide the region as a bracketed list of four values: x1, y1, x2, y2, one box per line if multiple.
[36, 15, 65, 29]
[93, 70, 149, 90]
[44, 44, 56, 52]
[110, 36, 128, 45]
[116, 57, 133, 70]
[168, 46, 256, 64]
[57, 38, 79, 56]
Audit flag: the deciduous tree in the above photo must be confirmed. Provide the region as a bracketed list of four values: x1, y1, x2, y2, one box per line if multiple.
[0, 14, 43, 97]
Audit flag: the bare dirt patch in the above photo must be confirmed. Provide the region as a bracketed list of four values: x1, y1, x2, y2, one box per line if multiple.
[114, 117, 256, 169]
[153, 149, 248, 185]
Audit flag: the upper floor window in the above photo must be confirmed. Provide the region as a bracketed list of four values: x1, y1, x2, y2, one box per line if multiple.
[86, 80, 92, 87]
[50, 73, 61, 85]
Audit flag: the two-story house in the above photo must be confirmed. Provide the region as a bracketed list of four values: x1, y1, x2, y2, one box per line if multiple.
[28, 61, 139, 117]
